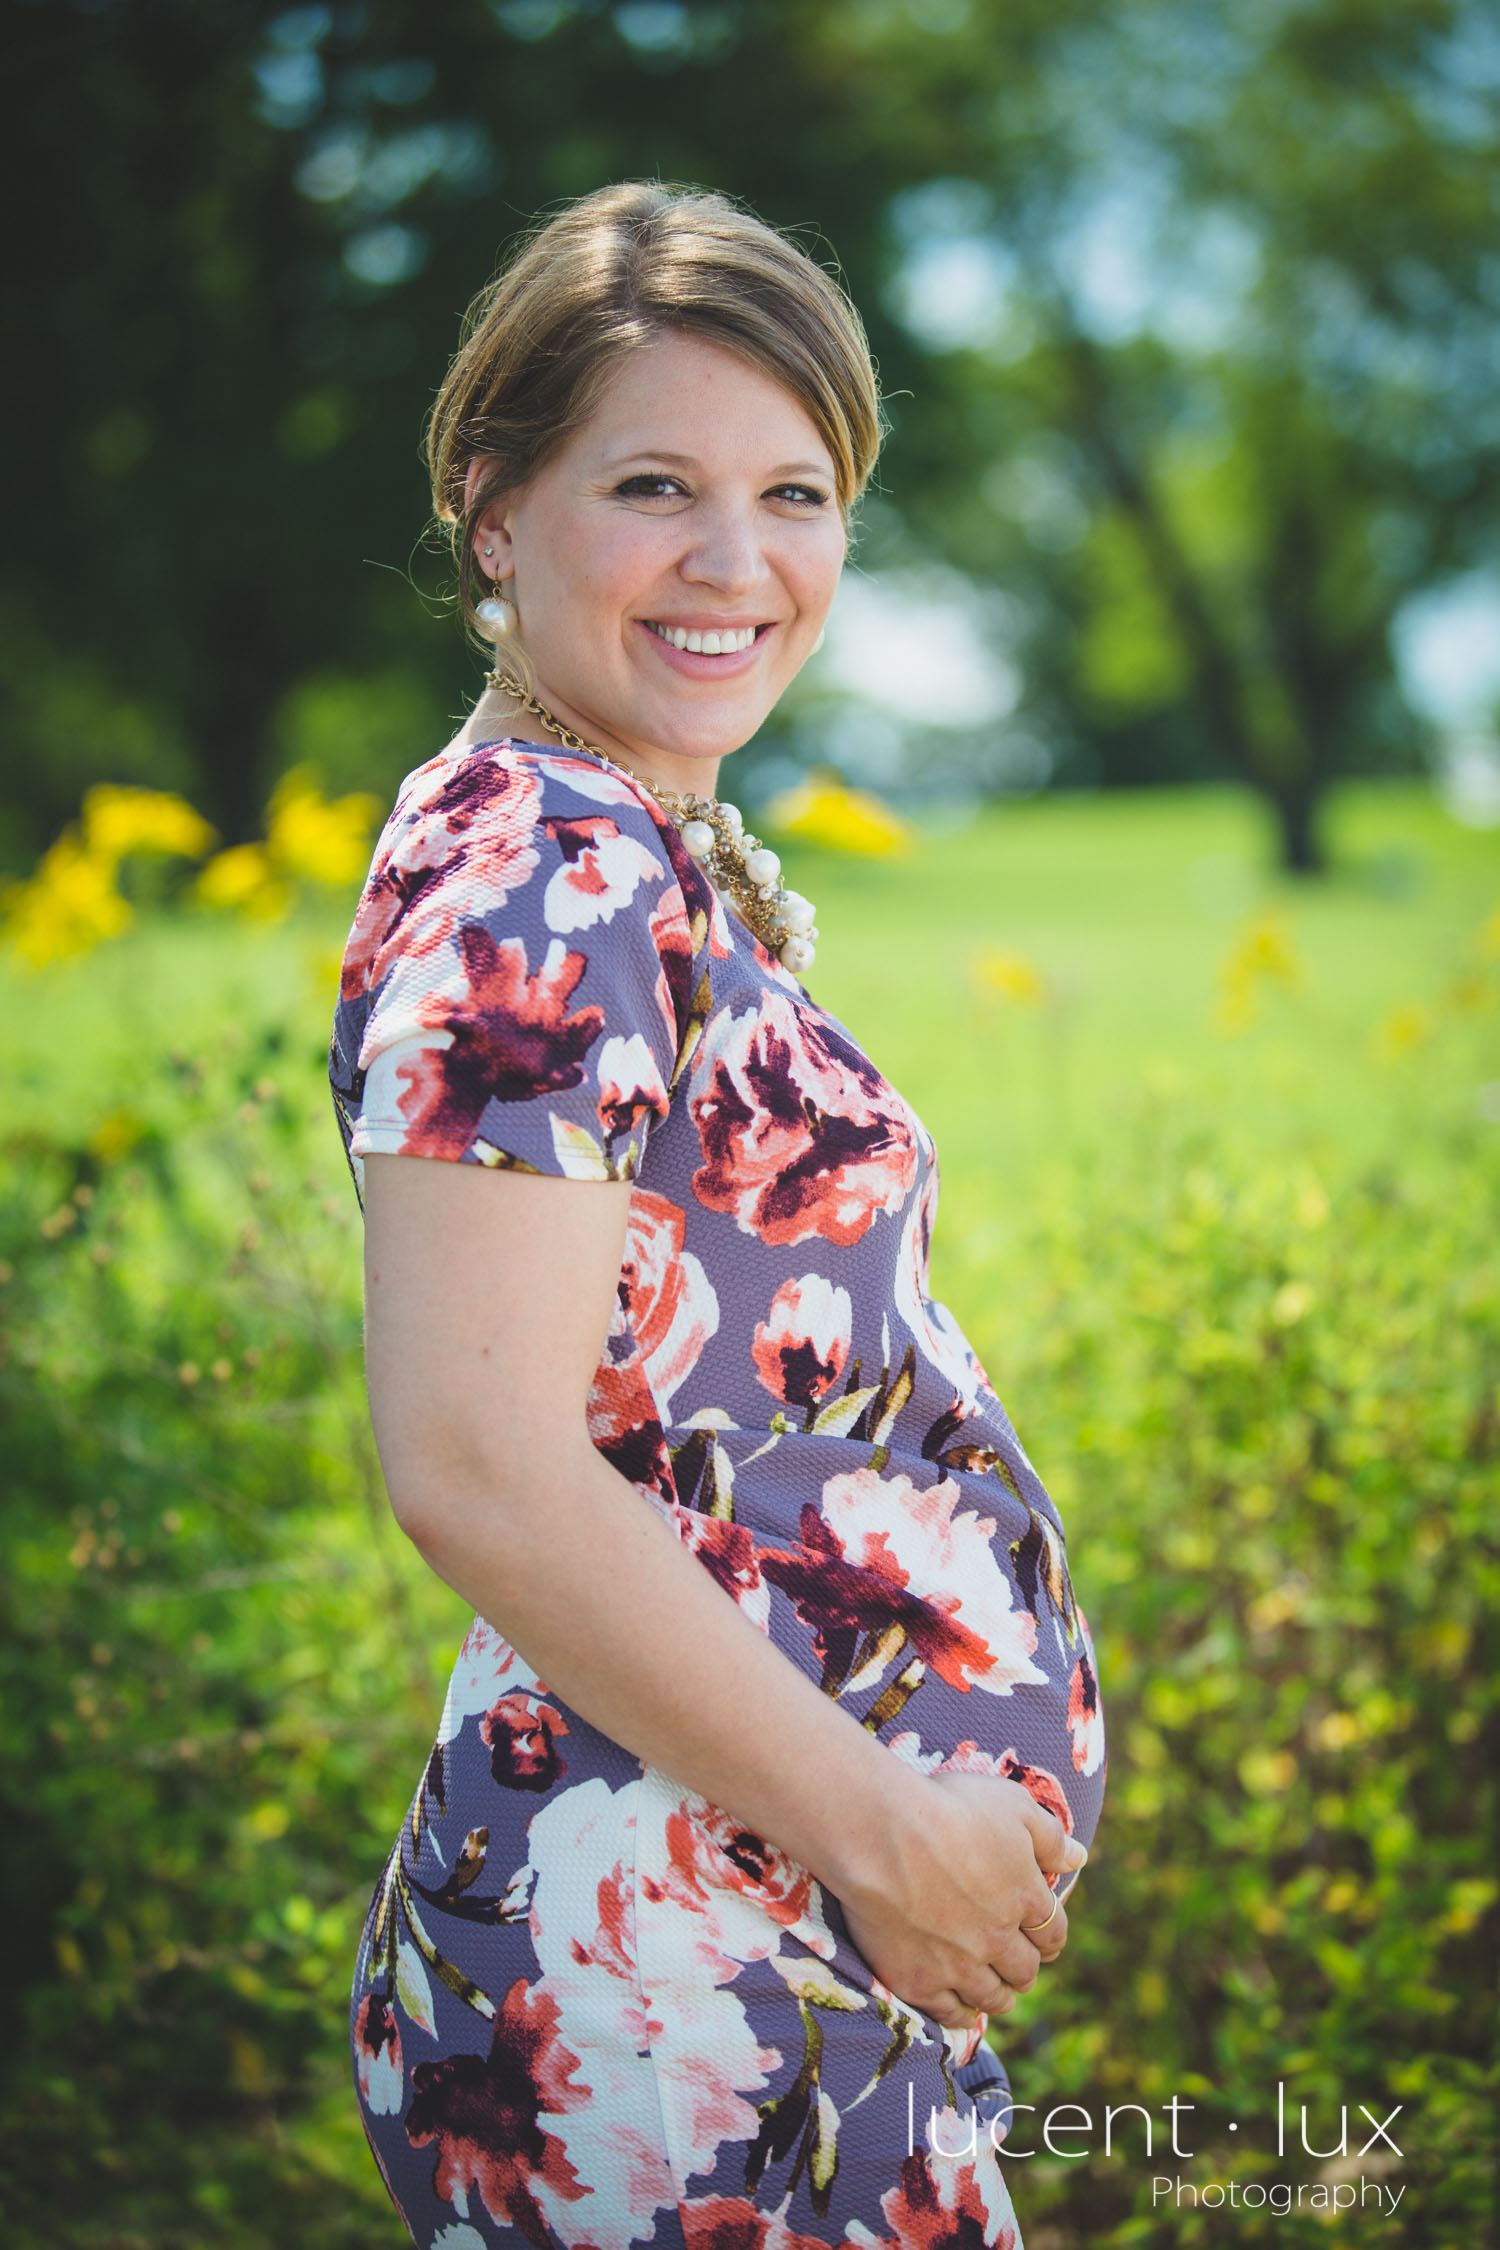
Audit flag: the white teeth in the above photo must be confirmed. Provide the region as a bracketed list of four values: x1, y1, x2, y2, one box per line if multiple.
[648, 622, 759, 653]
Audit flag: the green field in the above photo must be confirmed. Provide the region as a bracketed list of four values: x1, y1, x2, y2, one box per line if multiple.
[7, 778, 1495, 1180]
[3, 780, 1496, 2249]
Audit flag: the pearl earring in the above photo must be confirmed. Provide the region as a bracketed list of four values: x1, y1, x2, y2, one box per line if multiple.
[812, 628, 826, 654]
[475, 575, 517, 642]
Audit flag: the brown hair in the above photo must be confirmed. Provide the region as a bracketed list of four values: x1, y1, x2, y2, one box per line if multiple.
[427, 181, 884, 648]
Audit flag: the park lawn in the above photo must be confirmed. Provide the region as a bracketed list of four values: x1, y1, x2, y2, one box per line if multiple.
[4, 775, 1492, 1220]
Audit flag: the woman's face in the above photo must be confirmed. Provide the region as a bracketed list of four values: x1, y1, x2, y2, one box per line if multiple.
[474, 330, 847, 795]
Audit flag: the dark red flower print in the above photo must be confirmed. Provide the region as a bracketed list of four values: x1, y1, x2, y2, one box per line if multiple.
[752, 1273, 853, 1410]
[877, 2151, 1015, 2250]
[585, 1357, 677, 1508]
[690, 992, 918, 1248]
[481, 1693, 569, 1793]
[341, 754, 543, 1001]
[393, 930, 604, 1156]
[671, 1508, 770, 1631]
[759, 1507, 982, 1699]
[353, 1990, 404, 2115]
[1068, 1646, 1104, 1775]
[652, 880, 704, 1060]
[680, 2194, 840, 2250]
[405, 1977, 587, 2245]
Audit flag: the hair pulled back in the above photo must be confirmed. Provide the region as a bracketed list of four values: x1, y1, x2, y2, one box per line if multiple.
[428, 181, 883, 648]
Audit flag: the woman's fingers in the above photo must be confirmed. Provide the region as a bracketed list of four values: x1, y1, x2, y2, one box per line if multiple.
[1021, 1896, 1070, 1963]
[1015, 1792, 1089, 1884]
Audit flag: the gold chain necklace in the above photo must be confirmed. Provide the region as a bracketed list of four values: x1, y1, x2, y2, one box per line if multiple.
[487, 668, 819, 973]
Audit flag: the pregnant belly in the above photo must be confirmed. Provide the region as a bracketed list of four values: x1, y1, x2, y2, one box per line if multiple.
[662, 1424, 1106, 1857]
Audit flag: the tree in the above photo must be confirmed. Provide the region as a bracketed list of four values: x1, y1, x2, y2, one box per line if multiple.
[3, 0, 1496, 872]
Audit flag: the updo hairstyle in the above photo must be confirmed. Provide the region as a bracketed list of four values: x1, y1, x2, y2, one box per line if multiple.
[427, 181, 884, 652]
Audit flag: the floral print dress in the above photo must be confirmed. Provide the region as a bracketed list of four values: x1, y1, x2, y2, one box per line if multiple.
[329, 740, 1106, 2250]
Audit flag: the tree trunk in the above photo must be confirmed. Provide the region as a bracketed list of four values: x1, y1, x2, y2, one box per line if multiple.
[1268, 780, 1325, 875]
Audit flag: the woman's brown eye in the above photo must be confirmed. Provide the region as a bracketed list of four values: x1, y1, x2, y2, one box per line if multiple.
[617, 475, 684, 499]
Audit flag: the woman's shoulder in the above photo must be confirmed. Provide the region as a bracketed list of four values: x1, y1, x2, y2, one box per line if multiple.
[376, 734, 682, 880]
[340, 736, 705, 1015]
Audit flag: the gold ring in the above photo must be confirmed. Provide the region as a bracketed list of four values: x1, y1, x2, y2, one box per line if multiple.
[1021, 1896, 1060, 1935]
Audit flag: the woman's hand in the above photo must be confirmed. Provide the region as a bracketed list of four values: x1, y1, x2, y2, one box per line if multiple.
[837, 1771, 1084, 2031]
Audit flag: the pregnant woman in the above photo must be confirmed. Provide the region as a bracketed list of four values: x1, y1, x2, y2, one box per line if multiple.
[330, 182, 1105, 2250]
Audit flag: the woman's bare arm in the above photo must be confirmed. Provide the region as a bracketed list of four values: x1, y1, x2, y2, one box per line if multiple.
[363, 1153, 1084, 2027]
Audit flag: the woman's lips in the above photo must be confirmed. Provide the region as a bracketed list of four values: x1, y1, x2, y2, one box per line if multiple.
[637, 618, 772, 675]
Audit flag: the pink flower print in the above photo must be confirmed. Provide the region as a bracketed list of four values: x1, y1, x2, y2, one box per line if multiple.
[818, 1470, 1045, 1697]
[690, 992, 918, 1248]
[1067, 1646, 1104, 1776]
[542, 814, 664, 932]
[354, 1991, 404, 2115]
[863, 2150, 1017, 2250]
[393, 931, 603, 1155]
[481, 1692, 569, 1793]
[644, 1788, 834, 2012]
[663, 1796, 818, 1939]
[342, 755, 542, 1001]
[618, 1191, 720, 1415]
[404, 1978, 588, 2244]
[761, 1473, 1044, 1703]
[519, 1783, 679, 2245]
[752, 1274, 853, 1410]
[928, 1740, 1074, 1831]
[596, 1033, 670, 1145]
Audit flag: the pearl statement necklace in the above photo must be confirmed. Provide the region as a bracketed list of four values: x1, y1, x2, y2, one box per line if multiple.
[485, 665, 821, 975]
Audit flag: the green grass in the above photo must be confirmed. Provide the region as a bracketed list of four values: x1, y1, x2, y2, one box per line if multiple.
[7, 776, 1492, 1199]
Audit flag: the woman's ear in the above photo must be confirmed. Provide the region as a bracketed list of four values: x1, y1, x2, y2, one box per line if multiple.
[463, 457, 516, 583]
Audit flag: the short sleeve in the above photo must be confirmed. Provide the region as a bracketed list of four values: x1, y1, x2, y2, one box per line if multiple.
[330, 745, 703, 1193]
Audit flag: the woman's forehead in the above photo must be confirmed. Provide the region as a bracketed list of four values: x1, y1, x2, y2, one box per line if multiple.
[577, 333, 834, 471]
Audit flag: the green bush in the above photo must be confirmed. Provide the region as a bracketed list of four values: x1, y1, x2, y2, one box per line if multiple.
[0, 1027, 455, 2248]
[950, 1118, 1499, 2246]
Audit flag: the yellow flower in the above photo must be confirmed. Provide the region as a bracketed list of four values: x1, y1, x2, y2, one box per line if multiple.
[81, 785, 216, 866]
[2, 832, 132, 967]
[1370, 1002, 1431, 1064]
[265, 767, 382, 888]
[196, 843, 292, 922]
[1213, 912, 1303, 1033]
[763, 774, 911, 858]
[973, 948, 1046, 1005]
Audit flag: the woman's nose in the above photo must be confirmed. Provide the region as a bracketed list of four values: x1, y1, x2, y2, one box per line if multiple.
[677, 503, 768, 592]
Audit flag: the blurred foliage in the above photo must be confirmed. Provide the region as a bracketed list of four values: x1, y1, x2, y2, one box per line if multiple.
[4, 0, 1498, 871]
[1, 779, 381, 964]
[955, 1128, 1499, 2246]
[1, 780, 1496, 2244]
